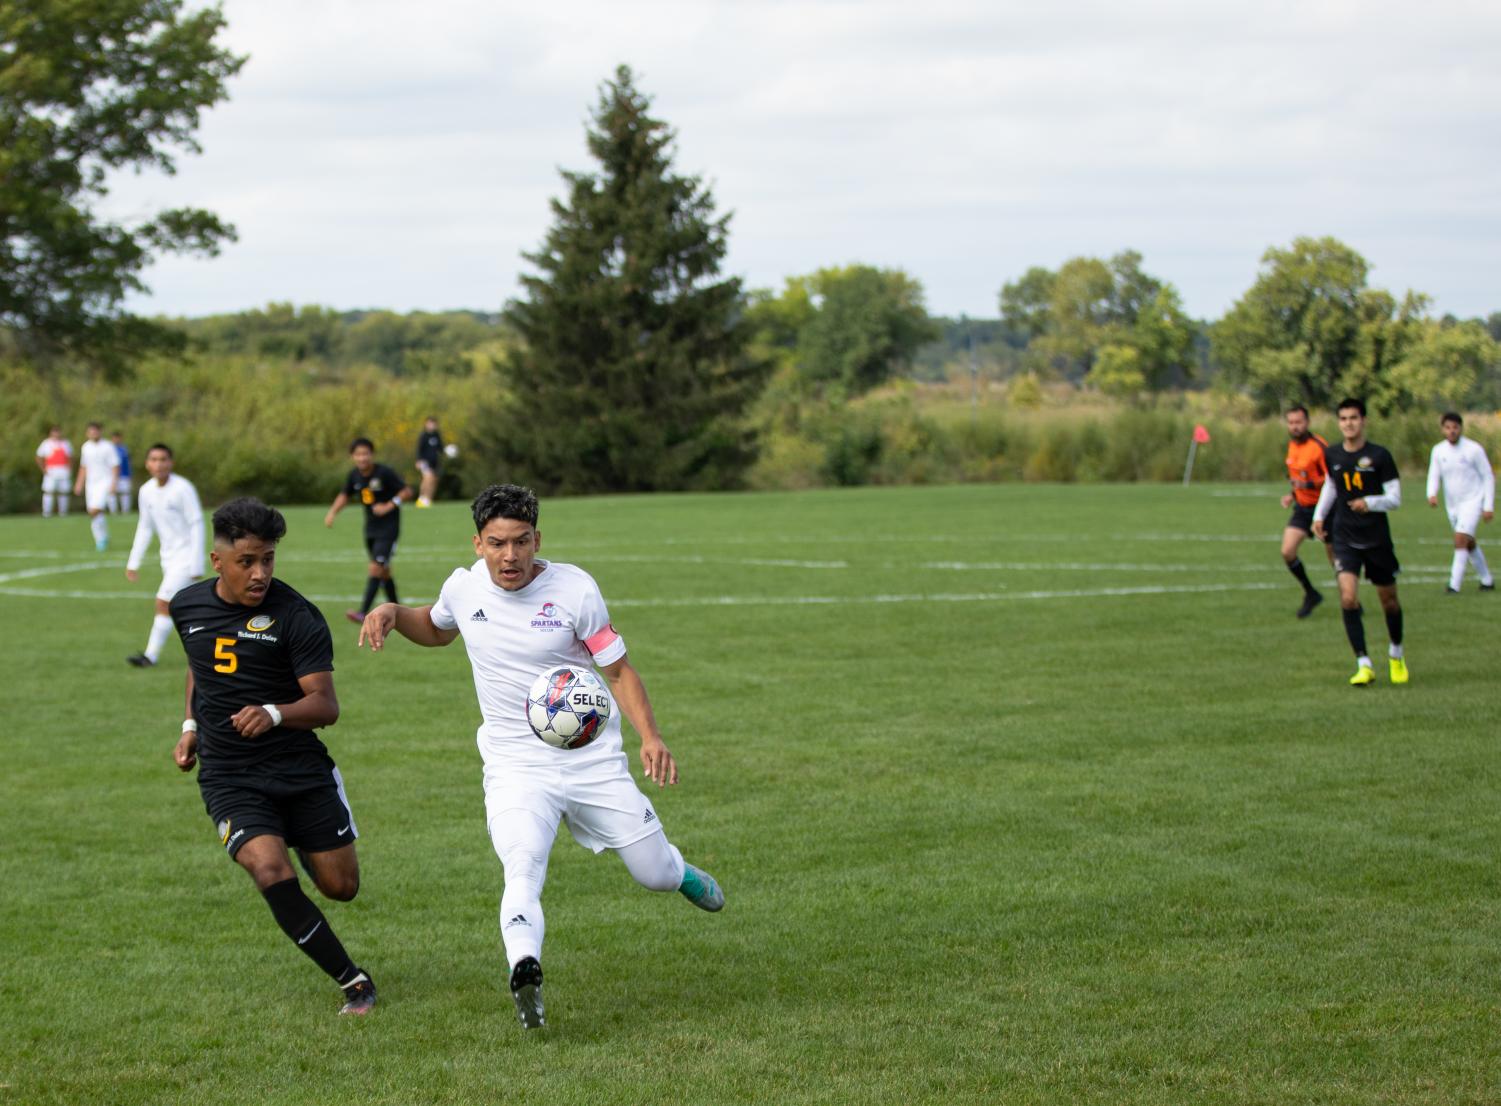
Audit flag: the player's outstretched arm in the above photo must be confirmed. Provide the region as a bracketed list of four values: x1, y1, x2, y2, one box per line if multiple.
[599, 656, 678, 787]
[358, 603, 459, 651]
[324, 492, 349, 527]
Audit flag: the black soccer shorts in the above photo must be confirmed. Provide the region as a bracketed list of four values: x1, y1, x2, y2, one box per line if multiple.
[199, 751, 358, 858]
[364, 534, 398, 566]
[1331, 541, 1400, 586]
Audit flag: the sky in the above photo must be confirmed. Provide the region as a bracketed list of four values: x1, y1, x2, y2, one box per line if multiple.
[108, 0, 1501, 322]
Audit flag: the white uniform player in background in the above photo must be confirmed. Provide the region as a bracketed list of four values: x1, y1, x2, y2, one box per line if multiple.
[1426, 412, 1496, 594]
[125, 444, 205, 667]
[358, 483, 723, 1032]
[74, 421, 120, 551]
[34, 425, 73, 517]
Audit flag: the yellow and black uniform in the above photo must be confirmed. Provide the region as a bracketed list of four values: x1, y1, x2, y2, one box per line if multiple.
[1285, 433, 1328, 535]
[1324, 440, 1401, 585]
[342, 463, 406, 565]
[170, 577, 349, 858]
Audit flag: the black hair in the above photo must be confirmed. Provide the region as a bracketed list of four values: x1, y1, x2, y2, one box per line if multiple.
[146, 442, 173, 458]
[212, 497, 287, 544]
[349, 437, 375, 453]
[86, 421, 101, 430]
[1336, 397, 1366, 417]
[472, 484, 539, 532]
[1285, 404, 1309, 418]
[1441, 412, 1463, 426]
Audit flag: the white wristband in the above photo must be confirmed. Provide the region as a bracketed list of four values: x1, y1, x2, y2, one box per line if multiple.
[181, 719, 198, 733]
[262, 704, 283, 727]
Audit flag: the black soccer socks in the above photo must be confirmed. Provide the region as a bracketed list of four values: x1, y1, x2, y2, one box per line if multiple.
[262, 877, 358, 984]
[1286, 557, 1317, 595]
[360, 577, 381, 614]
[1384, 607, 1403, 646]
[1341, 606, 1367, 657]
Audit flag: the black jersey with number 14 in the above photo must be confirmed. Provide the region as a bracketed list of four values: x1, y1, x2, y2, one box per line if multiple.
[169, 577, 335, 775]
[1323, 441, 1399, 549]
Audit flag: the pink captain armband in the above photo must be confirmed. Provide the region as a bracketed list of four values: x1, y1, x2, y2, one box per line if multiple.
[583, 624, 621, 657]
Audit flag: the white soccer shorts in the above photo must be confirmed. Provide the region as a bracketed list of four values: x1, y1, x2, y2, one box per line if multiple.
[84, 480, 114, 511]
[41, 470, 70, 495]
[483, 753, 662, 857]
[155, 568, 198, 603]
[1448, 500, 1484, 538]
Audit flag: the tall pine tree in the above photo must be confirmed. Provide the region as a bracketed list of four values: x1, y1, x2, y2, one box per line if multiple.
[491, 66, 766, 493]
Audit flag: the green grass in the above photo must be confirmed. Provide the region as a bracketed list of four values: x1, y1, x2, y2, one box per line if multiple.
[3, 484, 1499, 1105]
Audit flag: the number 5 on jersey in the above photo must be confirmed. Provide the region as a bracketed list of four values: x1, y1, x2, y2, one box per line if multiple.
[214, 637, 238, 673]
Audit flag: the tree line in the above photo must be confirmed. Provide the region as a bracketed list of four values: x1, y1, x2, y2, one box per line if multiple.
[4, 4, 1500, 498]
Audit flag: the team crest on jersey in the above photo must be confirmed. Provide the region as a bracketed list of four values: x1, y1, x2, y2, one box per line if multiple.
[530, 602, 564, 630]
[1357, 456, 1374, 470]
[246, 614, 276, 632]
[370, 478, 383, 491]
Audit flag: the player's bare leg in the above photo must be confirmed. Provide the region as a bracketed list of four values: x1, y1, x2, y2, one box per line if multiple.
[234, 834, 375, 1013]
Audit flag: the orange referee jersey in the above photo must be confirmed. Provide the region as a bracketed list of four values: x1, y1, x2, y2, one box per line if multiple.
[1285, 434, 1328, 507]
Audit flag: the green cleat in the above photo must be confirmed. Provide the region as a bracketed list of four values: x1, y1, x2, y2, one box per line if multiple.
[1349, 664, 1376, 687]
[1389, 657, 1409, 684]
[509, 957, 545, 1030]
[679, 863, 724, 912]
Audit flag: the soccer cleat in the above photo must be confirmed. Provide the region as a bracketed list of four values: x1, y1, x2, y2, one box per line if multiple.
[509, 957, 545, 1030]
[679, 863, 724, 912]
[1481, 582, 1495, 592]
[1445, 587, 1460, 595]
[1389, 657, 1409, 684]
[345, 610, 365, 625]
[338, 972, 377, 1016]
[415, 497, 432, 509]
[125, 653, 155, 667]
[1349, 664, 1376, 687]
[1296, 591, 1323, 619]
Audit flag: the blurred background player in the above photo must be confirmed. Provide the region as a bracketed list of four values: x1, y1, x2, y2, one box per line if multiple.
[74, 421, 120, 550]
[170, 498, 376, 1016]
[1425, 412, 1495, 594]
[356, 483, 723, 1031]
[110, 430, 134, 513]
[324, 437, 412, 624]
[414, 415, 444, 507]
[35, 425, 73, 517]
[125, 444, 205, 667]
[1279, 405, 1335, 618]
[1312, 398, 1407, 686]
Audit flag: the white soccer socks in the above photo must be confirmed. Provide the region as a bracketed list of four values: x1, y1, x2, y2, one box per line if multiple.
[145, 614, 173, 663]
[1450, 548, 1470, 592]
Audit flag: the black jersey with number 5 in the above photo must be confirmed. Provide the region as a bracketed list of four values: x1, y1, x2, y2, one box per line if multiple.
[169, 577, 335, 774]
[1323, 441, 1399, 549]
[343, 463, 405, 540]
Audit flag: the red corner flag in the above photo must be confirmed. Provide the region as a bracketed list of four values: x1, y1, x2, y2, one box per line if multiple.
[1183, 424, 1210, 485]
[1192, 424, 1211, 444]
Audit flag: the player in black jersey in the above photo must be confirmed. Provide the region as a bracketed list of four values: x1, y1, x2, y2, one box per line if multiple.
[324, 437, 413, 625]
[171, 497, 377, 1015]
[1311, 398, 1408, 687]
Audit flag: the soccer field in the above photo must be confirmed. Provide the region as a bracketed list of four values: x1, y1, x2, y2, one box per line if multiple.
[3, 483, 1498, 1105]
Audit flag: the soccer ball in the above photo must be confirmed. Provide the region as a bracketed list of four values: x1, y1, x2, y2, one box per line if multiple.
[444, 442, 460, 459]
[525, 665, 612, 749]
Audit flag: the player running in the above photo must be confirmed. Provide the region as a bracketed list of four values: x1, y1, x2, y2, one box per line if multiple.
[1312, 398, 1407, 687]
[1279, 405, 1335, 618]
[170, 498, 376, 1016]
[125, 444, 205, 667]
[414, 416, 444, 508]
[357, 483, 723, 1031]
[325, 438, 412, 625]
[74, 422, 119, 550]
[1425, 412, 1495, 594]
[34, 425, 73, 518]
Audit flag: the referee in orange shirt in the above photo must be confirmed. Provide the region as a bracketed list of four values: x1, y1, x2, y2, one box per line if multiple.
[1280, 405, 1336, 618]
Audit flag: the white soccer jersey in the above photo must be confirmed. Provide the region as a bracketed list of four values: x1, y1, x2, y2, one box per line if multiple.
[1427, 436, 1495, 510]
[127, 474, 206, 575]
[78, 439, 120, 486]
[430, 559, 628, 770]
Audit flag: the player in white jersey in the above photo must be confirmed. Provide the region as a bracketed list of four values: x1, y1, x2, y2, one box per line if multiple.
[73, 421, 120, 551]
[34, 425, 73, 517]
[1426, 413, 1496, 593]
[125, 444, 206, 667]
[358, 483, 723, 1031]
